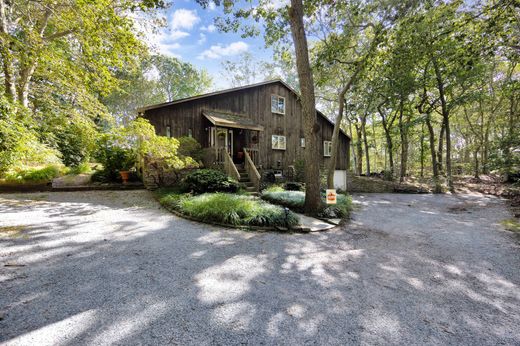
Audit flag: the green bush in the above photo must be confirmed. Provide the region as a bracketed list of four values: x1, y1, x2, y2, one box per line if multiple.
[183, 169, 239, 194]
[4, 165, 62, 182]
[261, 190, 352, 218]
[177, 193, 299, 227]
[0, 97, 61, 173]
[94, 136, 135, 182]
[68, 162, 92, 175]
[262, 184, 284, 193]
[178, 136, 203, 162]
[55, 117, 97, 167]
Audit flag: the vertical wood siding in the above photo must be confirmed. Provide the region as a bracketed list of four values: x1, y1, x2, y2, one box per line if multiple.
[142, 82, 350, 170]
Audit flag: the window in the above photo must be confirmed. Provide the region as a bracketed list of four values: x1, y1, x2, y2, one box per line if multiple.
[271, 95, 285, 114]
[300, 137, 306, 148]
[323, 140, 332, 157]
[166, 125, 171, 138]
[272, 135, 286, 150]
[188, 128, 192, 138]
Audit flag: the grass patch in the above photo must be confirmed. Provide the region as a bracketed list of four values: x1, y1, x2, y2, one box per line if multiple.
[261, 190, 353, 218]
[501, 219, 520, 232]
[0, 225, 27, 238]
[3, 165, 63, 183]
[156, 190, 299, 228]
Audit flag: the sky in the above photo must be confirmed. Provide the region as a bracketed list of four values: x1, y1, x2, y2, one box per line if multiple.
[142, 0, 275, 89]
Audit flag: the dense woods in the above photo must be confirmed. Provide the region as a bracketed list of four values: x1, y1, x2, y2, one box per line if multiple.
[0, 0, 518, 204]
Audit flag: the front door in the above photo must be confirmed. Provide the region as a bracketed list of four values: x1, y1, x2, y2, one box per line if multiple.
[214, 127, 233, 154]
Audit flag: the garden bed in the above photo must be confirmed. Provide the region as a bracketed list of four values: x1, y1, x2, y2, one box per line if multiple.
[261, 190, 353, 219]
[154, 189, 299, 231]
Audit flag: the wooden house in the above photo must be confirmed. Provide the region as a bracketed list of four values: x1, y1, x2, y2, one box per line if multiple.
[138, 80, 350, 191]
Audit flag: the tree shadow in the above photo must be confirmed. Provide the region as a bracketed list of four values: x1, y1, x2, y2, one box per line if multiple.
[0, 191, 519, 345]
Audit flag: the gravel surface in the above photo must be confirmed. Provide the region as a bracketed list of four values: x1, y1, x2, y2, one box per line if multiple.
[0, 190, 519, 345]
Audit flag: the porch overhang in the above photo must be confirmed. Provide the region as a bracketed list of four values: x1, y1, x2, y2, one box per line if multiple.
[202, 110, 264, 131]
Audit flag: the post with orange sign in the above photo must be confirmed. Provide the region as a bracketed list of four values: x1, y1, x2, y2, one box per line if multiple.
[326, 189, 337, 204]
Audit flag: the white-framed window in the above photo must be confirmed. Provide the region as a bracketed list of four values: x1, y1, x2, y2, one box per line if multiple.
[271, 95, 286, 114]
[300, 137, 306, 148]
[166, 125, 171, 138]
[323, 140, 332, 157]
[272, 135, 286, 150]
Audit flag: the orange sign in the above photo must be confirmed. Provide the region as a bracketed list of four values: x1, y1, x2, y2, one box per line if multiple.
[326, 189, 337, 204]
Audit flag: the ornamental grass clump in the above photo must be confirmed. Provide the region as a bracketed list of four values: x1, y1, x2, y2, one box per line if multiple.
[177, 193, 298, 227]
[261, 190, 352, 218]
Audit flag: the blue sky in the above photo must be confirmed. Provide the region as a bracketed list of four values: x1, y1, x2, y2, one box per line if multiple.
[144, 0, 274, 89]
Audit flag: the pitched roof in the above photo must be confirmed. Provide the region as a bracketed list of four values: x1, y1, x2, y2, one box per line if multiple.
[138, 79, 350, 139]
[202, 109, 264, 131]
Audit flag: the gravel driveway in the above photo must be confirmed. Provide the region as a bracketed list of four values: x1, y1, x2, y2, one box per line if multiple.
[0, 191, 519, 345]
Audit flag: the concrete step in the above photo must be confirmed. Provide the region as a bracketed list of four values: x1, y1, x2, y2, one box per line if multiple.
[239, 178, 249, 182]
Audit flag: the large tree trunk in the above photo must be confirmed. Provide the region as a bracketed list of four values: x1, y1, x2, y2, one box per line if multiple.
[326, 92, 345, 188]
[354, 124, 363, 175]
[425, 113, 441, 193]
[420, 123, 425, 178]
[362, 115, 370, 176]
[432, 57, 453, 192]
[398, 99, 409, 183]
[288, 0, 321, 214]
[437, 118, 445, 174]
[0, 0, 16, 102]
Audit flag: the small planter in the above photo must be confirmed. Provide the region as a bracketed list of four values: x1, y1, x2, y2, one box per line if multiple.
[119, 170, 130, 184]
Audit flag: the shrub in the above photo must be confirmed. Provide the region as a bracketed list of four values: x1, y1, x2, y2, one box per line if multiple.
[4, 165, 62, 182]
[94, 136, 135, 181]
[68, 162, 92, 175]
[178, 136, 203, 162]
[261, 190, 352, 218]
[55, 117, 98, 167]
[177, 193, 298, 227]
[262, 184, 284, 193]
[0, 97, 61, 173]
[183, 169, 239, 194]
[284, 181, 304, 191]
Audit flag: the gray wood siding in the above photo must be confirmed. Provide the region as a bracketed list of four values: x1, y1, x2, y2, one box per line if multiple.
[142, 81, 350, 170]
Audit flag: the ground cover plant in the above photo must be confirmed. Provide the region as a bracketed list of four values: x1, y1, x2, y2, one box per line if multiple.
[261, 190, 352, 218]
[156, 188, 298, 228]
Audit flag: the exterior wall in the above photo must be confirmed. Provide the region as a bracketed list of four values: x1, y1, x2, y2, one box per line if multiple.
[141, 81, 350, 171]
[333, 170, 348, 190]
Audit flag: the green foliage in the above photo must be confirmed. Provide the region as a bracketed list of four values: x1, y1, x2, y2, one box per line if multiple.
[94, 118, 199, 182]
[0, 98, 61, 174]
[284, 182, 304, 191]
[183, 169, 239, 194]
[94, 135, 135, 181]
[262, 184, 284, 193]
[67, 162, 92, 175]
[176, 193, 299, 227]
[178, 136, 203, 162]
[55, 117, 98, 167]
[261, 190, 352, 218]
[4, 165, 62, 183]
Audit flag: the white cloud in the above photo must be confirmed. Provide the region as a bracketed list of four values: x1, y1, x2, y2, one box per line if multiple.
[197, 33, 207, 45]
[169, 30, 189, 41]
[171, 9, 200, 30]
[197, 41, 249, 60]
[208, 1, 216, 10]
[200, 24, 216, 33]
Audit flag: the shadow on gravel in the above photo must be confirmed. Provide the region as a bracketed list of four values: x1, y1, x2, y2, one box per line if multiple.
[0, 192, 519, 345]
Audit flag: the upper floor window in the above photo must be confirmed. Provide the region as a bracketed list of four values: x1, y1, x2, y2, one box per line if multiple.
[271, 95, 285, 114]
[272, 135, 286, 150]
[166, 125, 171, 138]
[300, 137, 306, 148]
[324, 140, 332, 157]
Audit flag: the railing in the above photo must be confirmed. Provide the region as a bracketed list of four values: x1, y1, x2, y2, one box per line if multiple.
[221, 148, 241, 182]
[244, 147, 259, 166]
[244, 148, 261, 191]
